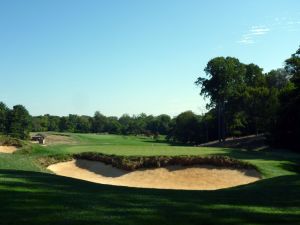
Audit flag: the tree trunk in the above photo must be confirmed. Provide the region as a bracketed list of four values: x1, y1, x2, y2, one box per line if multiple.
[221, 101, 226, 142]
[218, 102, 221, 143]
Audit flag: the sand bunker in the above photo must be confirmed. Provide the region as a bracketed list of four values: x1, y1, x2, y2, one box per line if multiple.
[48, 159, 260, 190]
[0, 146, 18, 154]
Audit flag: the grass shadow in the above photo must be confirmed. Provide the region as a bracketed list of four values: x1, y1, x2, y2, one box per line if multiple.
[0, 169, 300, 225]
[140, 139, 194, 147]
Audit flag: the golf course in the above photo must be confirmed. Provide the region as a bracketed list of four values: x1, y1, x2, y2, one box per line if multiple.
[1, 1, 300, 224]
[0, 133, 299, 225]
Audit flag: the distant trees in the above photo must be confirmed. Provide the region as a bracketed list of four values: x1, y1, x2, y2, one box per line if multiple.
[166, 109, 219, 144]
[31, 114, 60, 132]
[105, 117, 121, 134]
[153, 114, 172, 135]
[30, 111, 173, 137]
[58, 117, 71, 132]
[76, 116, 92, 133]
[167, 111, 201, 144]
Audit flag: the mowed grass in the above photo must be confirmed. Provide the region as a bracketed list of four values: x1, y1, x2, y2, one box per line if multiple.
[0, 133, 300, 225]
[0, 153, 45, 172]
[27, 133, 300, 178]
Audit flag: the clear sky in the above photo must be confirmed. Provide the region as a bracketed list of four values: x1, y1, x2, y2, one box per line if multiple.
[1, 0, 299, 117]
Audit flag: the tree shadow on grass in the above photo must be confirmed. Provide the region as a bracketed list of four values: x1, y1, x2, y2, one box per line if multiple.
[210, 147, 300, 175]
[212, 146, 300, 162]
[0, 169, 300, 225]
[140, 138, 195, 147]
[279, 162, 300, 174]
[201, 135, 268, 150]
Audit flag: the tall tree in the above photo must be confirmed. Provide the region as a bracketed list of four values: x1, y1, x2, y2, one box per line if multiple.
[7, 105, 31, 139]
[195, 57, 246, 141]
[272, 46, 300, 150]
[0, 102, 8, 134]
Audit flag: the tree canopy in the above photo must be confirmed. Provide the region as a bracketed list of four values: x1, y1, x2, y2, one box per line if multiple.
[271, 46, 300, 150]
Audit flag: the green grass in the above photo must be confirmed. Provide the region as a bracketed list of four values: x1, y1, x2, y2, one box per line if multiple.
[0, 133, 300, 225]
[0, 153, 45, 172]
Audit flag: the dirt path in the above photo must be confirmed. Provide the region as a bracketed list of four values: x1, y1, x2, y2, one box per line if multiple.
[45, 134, 75, 145]
[0, 146, 18, 154]
[48, 159, 260, 190]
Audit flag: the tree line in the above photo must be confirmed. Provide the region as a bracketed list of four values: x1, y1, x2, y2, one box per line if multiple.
[31, 112, 172, 137]
[1, 45, 299, 151]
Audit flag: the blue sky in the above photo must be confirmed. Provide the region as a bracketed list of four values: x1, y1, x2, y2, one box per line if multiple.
[1, 0, 299, 117]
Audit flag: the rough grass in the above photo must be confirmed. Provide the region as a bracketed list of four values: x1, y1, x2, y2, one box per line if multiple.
[0, 135, 24, 147]
[74, 152, 257, 171]
[0, 153, 46, 172]
[0, 132, 299, 225]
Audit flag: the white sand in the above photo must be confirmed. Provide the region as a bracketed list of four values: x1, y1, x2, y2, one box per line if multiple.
[0, 146, 18, 154]
[48, 159, 260, 190]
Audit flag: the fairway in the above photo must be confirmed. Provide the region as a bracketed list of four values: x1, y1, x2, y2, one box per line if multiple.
[0, 133, 299, 225]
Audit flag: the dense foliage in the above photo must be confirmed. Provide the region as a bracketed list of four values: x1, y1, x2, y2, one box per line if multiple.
[271, 47, 300, 151]
[195, 58, 288, 141]
[31, 111, 172, 137]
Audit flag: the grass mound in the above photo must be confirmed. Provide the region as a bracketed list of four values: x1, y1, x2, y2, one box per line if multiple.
[37, 154, 73, 167]
[0, 135, 23, 147]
